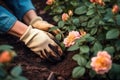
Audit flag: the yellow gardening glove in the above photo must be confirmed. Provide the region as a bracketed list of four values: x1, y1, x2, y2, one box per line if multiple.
[30, 17, 61, 35]
[20, 25, 63, 61]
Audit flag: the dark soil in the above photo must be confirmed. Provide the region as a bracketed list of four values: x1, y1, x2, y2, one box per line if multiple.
[0, 0, 77, 80]
[0, 33, 77, 80]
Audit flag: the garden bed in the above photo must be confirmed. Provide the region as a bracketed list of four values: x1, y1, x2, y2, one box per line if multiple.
[0, 34, 77, 80]
[1, 0, 120, 80]
[0, 0, 77, 80]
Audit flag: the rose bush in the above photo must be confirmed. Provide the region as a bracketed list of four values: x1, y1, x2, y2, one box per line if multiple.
[45, 0, 120, 79]
[0, 45, 28, 80]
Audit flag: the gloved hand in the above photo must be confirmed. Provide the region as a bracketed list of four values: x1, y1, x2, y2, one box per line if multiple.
[30, 17, 61, 35]
[20, 25, 63, 61]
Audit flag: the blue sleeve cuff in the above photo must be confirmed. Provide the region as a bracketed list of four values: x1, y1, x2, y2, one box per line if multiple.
[0, 6, 17, 32]
[4, 0, 35, 20]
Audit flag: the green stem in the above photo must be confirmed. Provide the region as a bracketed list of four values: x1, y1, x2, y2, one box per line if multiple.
[113, 15, 118, 26]
[95, 4, 102, 18]
[105, 73, 112, 80]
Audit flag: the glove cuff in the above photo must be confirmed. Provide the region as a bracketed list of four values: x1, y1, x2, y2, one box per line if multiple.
[20, 25, 39, 44]
[20, 25, 31, 41]
[30, 16, 43, 25]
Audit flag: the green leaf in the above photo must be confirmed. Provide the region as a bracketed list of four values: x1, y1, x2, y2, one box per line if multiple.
[5, 75, 13, 80]
[68, 26, 76, 30]
[86, 9, 95, 15]
[99, 20, 105, 25]
[0, 67, 6, 78]
[79, 16, 89, 22]
[54, 7, 63, 13]
[90, 28, 98, 35]
[72, 54, 80, 61]
[84, 34, 95, 42]
[55, 34, 62, 41]
[16, 76, 28, 80]
[86, 61, 91, 69]
[116, 15, 120, 25]
[72, 54, 87, 66]
[72, 18, 80, 26]
[11, 66, 22, 77]
[70, 1, 79, 6]
[76, 37, 86, 43]
[104, 46, 115, 57]
[77, 56, 87, 66]
[0, 45, 13, 51]
[75, 6, 87, 15]
[84, 2, 91, 7]
[67, 43, 79, 51]
[53, 16, 60, 22]
[72, 66, 85, 78]
[115, 40, 120, 51]
[80, 46, 90, 54]
[108, 64, 120, 80]
[44, 6, 50, 11]
[81, 22, 87, 27]
[93, 41, 103, 54]
[58, 21, 65, 28]
[106, 29, 119, 39]
[88, 3, 95, 9]
[104, 0, 110, 2]
[110, 64, 120, 74]
[89, 70, 96, 78]
[103, 9, 113, 22]
[87, 19, 96, 28]
[108, 18, 114, 23]
[49, 27, 58, 32]
[60, 43, 66, 51]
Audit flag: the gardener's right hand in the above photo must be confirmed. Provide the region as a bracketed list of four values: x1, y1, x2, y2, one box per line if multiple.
[30, 17, 61, 35]
[20, 25, 63, 61]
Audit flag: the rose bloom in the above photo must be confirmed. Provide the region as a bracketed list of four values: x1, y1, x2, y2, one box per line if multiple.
[112, 5, 119, 14]
[46, 0, 55, 5]
[91, 51, 112, 74]
[90, 0, 105, 6]
[0, 51, 12, 63]
[80, 29, 86, 37]
[97, 0, 105, 6]
[90, 0, 95, 3]
[62, 13, 69, 22]
[63, 31, 81, 47]
[68, 10, 73, 16]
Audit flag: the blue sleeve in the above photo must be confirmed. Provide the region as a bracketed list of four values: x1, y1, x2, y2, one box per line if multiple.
[4, 0, 35, 21]
[0, 6, 17, 32]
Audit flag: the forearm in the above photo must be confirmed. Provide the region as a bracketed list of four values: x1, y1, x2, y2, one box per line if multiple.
[23, 10, 38, 25]
[8, 21, 28, 38]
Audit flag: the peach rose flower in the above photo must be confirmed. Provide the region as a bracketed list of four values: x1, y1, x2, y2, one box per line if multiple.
[63, 31, 81, 47]
[91, 51, 112, 74]
[90, 0, 95, 3]
[97, 0, 105, 6]
[90, 0, 105, 6]
[80, 29, 86, 37]
[68, 10, 73, 16]
[0, 51, 12, 63]
[112, 5, 119, 14]
[46, 0, 55, 5]
[62, 13, 69, 22]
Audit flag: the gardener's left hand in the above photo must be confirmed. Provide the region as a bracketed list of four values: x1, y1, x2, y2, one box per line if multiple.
[30, 17, 60, 35]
